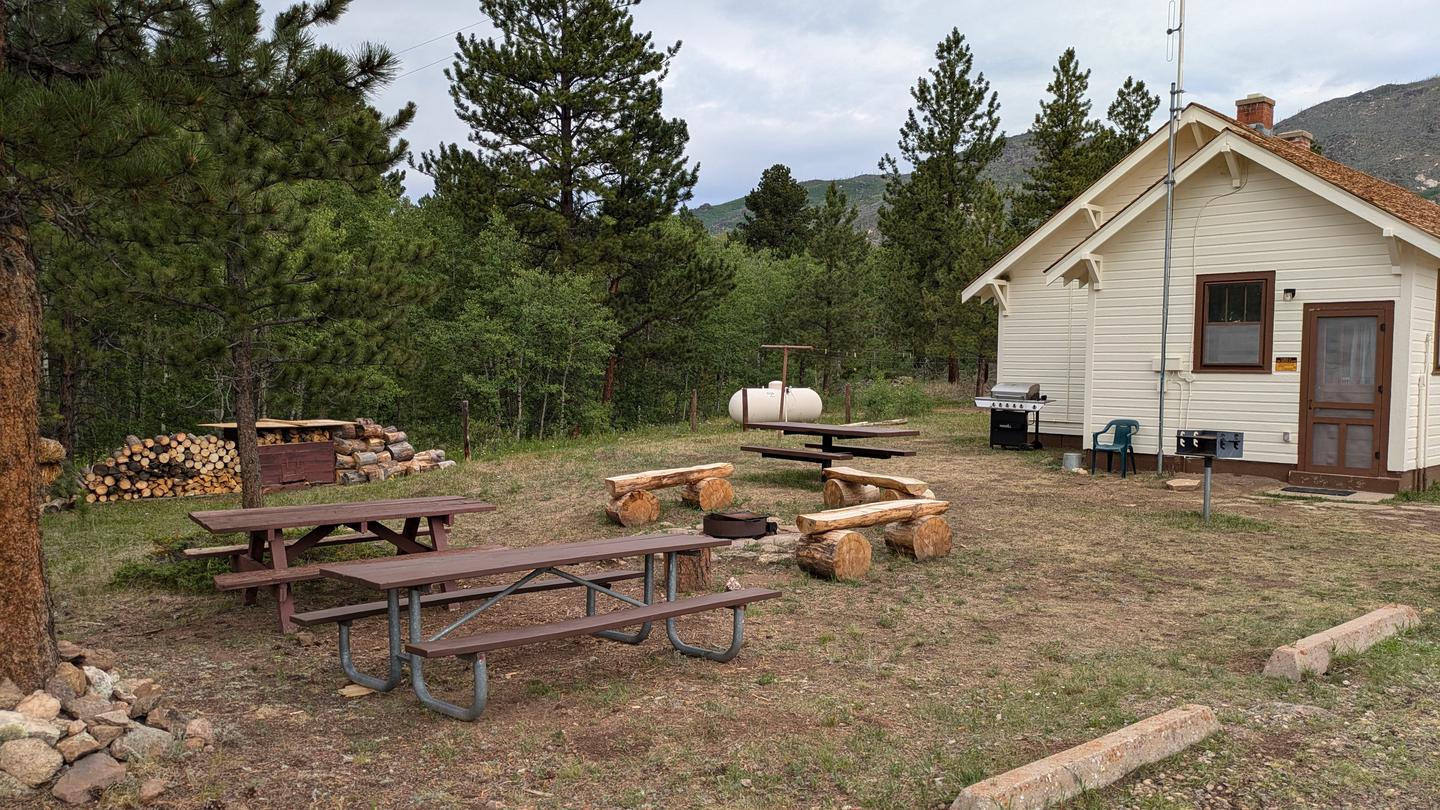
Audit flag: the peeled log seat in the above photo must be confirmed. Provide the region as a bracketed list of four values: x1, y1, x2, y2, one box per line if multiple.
[604, 463, 735, 526]
[794, 498, 953, 578]
[883, 515, 953, 560]
[795, 530, 872, 580]
[821, 466, 931, 497]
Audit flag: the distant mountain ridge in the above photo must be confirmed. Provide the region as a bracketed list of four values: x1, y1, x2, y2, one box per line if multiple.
[690, 76, 1440, 234]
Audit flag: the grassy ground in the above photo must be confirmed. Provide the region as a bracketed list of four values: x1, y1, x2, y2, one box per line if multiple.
[30, 393, 1440, 809]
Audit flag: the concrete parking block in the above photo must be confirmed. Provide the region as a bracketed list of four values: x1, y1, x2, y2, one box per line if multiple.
[1263, 604, 1420, 681]
[951, 704, 1220, 810]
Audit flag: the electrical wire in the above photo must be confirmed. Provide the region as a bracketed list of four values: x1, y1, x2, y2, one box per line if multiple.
[395, 21, 484, 55]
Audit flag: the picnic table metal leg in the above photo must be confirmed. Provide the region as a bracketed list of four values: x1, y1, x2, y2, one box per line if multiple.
[407, 586, 489, 721]
[662, 552, 747, 662]
[337, 589, 406, 692]
[585, 554, 655, 644]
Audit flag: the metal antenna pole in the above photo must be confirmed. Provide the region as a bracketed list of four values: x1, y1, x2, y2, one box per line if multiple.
[1158, 0, 1186, 474]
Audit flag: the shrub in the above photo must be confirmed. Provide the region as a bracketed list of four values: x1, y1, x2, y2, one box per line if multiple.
[855, 377, 934, 421]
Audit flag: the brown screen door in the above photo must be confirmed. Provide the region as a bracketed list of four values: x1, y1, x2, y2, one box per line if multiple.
[1299, 302, 1392, 477]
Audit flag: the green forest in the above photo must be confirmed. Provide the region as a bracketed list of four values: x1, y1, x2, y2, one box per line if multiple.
[13, 0, 1158, 469]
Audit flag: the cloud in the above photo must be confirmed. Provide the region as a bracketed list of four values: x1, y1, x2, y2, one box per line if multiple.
[267, 0, 1438, 204]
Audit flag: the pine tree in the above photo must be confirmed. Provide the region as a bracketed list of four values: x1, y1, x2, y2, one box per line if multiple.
[1089, 76, 1161, 173]
[799, 182, 871, 390]
[1010, 48, 1102, 235]
[877, 28, 1004, 374]
[419, 0, 695, 260]
[735, 164, 812, 257]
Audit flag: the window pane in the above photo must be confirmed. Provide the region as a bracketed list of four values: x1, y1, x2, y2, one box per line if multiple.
[1204, 323, 1262, 365]
[1207, 282, 1264, 323]
[1344, 425, 1374, 469]
[1315, 316, 1377, 403]
[1311, 424, 1339, 466]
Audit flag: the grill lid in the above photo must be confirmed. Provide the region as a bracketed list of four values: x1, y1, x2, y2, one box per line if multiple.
[990, 382, 1040, 401]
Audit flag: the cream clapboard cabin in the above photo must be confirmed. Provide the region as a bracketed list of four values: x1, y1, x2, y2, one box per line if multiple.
[964, 95, 1440, 492]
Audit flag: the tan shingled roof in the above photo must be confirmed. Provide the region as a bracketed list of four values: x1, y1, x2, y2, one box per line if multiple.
[1195, 103, 1440, 241]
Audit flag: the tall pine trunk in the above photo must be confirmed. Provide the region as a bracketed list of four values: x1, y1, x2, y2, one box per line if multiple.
[231, 336, 264, 509]
[0, 6, 60, 688]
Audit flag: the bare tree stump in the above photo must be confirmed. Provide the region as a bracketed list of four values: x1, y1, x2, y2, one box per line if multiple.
[680, 477, 734, 511]
[795, 530, 872, 580]
[883, 516, 953, 560]
[665, 548, 713, 592]
[605, 489, 661, 527]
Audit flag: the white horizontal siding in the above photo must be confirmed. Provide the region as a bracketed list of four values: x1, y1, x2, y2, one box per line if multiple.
[996, 260, 1087, 434]
[1086, 155, 1408, 467]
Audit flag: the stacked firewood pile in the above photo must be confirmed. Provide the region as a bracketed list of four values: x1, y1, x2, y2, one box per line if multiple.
[332, 417, 454, 485]
[258, 427, 333, 445]
[82, 433, 239, 503]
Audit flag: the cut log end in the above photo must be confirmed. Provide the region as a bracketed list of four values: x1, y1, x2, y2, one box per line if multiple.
[605, 490, 661, 527]
[680, 477, 735, 511]
[823, 479, 882, 508]
[883, 516, 953, 561]
[796, 530, 872, 580]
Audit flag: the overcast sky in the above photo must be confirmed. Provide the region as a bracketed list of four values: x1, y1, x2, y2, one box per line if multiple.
[282, 0, 1437, 205]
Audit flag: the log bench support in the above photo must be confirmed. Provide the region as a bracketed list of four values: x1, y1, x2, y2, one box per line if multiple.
[604, 463, 736, 527]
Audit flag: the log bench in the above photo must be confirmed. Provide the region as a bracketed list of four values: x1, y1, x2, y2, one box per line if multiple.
[821, 466, 935, 507]
[604, 462, 736, 527]
[793, 498, 953, 579]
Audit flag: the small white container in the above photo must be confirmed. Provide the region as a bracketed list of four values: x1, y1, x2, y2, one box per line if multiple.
[1061, 451, 1083, 471]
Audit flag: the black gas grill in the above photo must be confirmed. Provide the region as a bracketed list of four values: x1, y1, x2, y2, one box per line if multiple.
[976, 382, 1049, 450]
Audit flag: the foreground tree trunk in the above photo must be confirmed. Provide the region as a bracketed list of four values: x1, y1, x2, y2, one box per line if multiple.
[0, 6, 59, 692]
[0, 196, 59, 692]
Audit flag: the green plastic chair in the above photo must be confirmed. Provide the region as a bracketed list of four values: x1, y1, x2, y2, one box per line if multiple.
[1091, 419, 1140, 478]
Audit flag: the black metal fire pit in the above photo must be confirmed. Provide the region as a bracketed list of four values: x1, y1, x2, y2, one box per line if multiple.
[703, 511, 778, 539]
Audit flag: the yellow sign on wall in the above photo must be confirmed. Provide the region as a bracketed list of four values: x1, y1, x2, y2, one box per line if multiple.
[1275, 356, 1299, 372]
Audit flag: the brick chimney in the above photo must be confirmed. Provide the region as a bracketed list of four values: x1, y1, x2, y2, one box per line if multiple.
[1235, 93, 1276, 132]
[1276, 129, 1315, 151]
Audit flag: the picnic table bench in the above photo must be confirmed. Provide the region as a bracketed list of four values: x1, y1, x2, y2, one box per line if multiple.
[743, 421, 920, 475]
[311, 534, 780, 721]
[188, 496, 496, 632]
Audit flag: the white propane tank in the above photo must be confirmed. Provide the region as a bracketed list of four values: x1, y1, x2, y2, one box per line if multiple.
[728, 381, 823, 423]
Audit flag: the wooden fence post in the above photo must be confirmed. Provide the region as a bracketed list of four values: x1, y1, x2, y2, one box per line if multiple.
[844, 383, 852, 423]
[690, 389, 698, 432]
[741, 388, 749, 431]
[460, 399, 471, 461]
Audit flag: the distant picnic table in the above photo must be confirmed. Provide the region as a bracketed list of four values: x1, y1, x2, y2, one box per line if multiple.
[742, 420, 921, 472]
[187, 495, 496, 632]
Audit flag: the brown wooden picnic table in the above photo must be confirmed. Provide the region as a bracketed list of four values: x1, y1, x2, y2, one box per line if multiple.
[742, 420, 921, 473]
[188, 496, 496, 632]
[305, 534, 780, 721]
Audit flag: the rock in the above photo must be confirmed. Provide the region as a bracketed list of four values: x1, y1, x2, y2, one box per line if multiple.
[65, 720, 85, 736]
[127, 682, 162, 719]
[338, 684, 375, 698]
[50, 752, 125, 805]
[0, 771, 34, 801]
[1165, 477, 1202, 492]
[724, 576, 743, 592]
[0, 680, 23, 712]
[0, 738, 64, 787]
[82, 667, 115, 701]
[294, 631, 319, 647]
[56, 733, 101, 763]
[55, 641, 83, 662]
[89, 725, 124, 747]
[79, 649, 116, 673]
[113, 678, 152, 703]
[50, 663, 88, 701]
[183, 718, 214, 745]
[110, 726, 173, 762]
[0, 711, 61, 746]
[15, 691, 60, 722]
[91, 710, 133, 729]
[145, 706, 188, 735]
[62, 694, 113, 723]
[139, 778, 166, 804]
